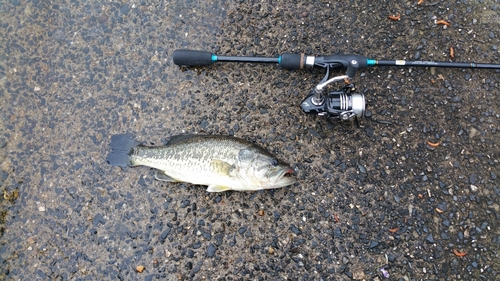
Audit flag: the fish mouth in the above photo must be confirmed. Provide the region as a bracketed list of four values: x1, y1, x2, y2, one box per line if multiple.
[269, 167, 297, 188]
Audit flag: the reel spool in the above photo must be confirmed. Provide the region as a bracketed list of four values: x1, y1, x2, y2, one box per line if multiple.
[300, 83, 365, 122]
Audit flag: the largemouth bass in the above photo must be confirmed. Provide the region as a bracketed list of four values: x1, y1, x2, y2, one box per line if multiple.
[106, 134, 296, 192]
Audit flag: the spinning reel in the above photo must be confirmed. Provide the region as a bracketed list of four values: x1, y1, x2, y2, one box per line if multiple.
[299, 71, 365, 123]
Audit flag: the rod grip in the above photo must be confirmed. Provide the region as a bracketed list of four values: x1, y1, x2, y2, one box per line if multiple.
[279, 53, 306, 69]
[173, 49, 214, 66]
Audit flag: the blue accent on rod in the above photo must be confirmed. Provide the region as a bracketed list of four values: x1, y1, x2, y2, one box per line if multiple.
[212, 54, 218, 63]
[367, 59, 376, 66]
[278, 55, 282, 65]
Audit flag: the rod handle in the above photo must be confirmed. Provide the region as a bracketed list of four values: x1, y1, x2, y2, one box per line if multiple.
[279, 53, 306, 69]
[173, 49, 214, 66]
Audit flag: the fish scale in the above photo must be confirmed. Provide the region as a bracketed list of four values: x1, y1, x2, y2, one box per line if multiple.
[132, 140, 244, 184]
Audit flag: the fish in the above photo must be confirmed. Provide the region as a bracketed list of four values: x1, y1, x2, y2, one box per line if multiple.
[106, 133, 296, 192]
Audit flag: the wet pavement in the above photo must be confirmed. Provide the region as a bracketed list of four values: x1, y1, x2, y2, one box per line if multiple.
[1, 0, 499, 280]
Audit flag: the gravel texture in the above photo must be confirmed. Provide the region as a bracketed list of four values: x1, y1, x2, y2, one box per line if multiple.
[0, 0, 499, 280]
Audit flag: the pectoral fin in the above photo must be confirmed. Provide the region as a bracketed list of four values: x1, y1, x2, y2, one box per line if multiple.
[155, 170, 178, 182]
[206, 185, 232, 192]
[211, 159, 234, 176]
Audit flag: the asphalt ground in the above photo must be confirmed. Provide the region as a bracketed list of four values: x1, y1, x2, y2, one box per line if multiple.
[0, 1, 499, 280]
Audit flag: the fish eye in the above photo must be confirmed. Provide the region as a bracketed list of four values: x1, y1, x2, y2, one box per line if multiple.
[270, 158, 279, 166]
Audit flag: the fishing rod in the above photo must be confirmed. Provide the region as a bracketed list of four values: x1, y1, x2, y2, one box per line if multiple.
[173, 49, 500, 123]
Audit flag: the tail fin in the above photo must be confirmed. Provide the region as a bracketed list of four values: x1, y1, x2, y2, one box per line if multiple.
[106, 133, 140, 167]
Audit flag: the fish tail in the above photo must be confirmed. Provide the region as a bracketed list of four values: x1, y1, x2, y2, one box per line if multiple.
[106, 133, 140, 167]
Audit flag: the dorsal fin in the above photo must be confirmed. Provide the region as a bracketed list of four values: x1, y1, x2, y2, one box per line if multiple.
[166, 134, 203, 145]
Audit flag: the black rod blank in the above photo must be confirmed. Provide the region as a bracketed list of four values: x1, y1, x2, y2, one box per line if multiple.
[374, 59, 500, 69]
[216, 56, 279, 64]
